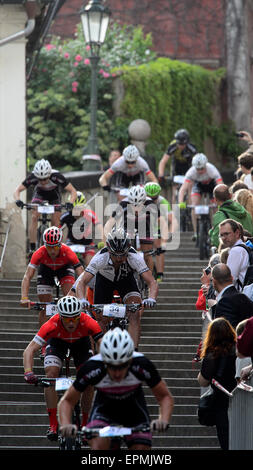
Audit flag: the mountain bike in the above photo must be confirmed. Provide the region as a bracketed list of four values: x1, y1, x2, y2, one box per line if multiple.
[22, 202, 68, 249]
[89, 303, 142, 330]
[188, 198, 216, 260]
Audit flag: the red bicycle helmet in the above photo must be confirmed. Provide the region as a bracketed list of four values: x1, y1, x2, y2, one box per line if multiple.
[43, 226, 63, 246]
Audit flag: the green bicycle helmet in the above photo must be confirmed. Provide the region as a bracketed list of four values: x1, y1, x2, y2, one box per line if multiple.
[144, 182, 161, 198]
[72, 191, 86, 207]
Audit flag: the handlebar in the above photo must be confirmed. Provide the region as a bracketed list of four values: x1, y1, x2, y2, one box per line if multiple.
[89, 303, 142, 315]
[22, 202, 68, 210]
[81, 423, 151, 439]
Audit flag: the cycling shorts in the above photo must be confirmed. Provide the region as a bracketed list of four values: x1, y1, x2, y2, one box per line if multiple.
[94, 272, 141, 304]
[45, 337, 93, 369]
[37, 264, 75, 294]
[191, 179, 216, 197]
[31, 188, 61, 209]
[86, 388, 152, 448]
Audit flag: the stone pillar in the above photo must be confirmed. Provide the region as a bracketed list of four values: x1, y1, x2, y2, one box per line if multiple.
[0, 5, 28, 276]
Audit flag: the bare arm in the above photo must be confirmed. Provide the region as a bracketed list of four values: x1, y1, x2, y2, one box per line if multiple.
[141, 270, 158, 299]
[64, 183, 77, 204]
[147, 171, 158, 183]
[151, 380, 174, 425]
[76, 271, 95, 299]
[23, 340, 41, 372]
[58, 385, 82, 430]
[21, 265, 36, 306]
[75, 265, 84, 278]
[14, 183, 26, 200]
[99, 169, 113, 187]
[158, 154, 170, 177]
[197, 372, 210, 388]
[178, 181, 191, 204]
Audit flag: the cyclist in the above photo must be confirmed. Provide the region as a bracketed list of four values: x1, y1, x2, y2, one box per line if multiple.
[58, 327, 174, 450]
[104, 185, 168, 273]
[99, 145, 158, 190]
[144, 182, 178, 282]
[158, 129, 197, 203]
[23, 295, 103, 441]
[20, 226, 84, 327]
[75, 227, 158, 349]
[60, 191, 104, 267]
[13, 159, 77, 254]
[178, 153, 223, 241]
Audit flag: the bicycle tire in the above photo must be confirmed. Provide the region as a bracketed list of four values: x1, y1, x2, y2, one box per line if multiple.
[37, 223, 48, 247]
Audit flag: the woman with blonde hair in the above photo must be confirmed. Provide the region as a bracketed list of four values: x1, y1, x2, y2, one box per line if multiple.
[197, 318, 237, 450]
[233, 188, 253, 219]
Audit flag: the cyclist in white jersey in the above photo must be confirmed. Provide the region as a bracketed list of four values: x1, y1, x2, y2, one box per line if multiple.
[178, 153, 223, 240]
[99, 145, 157, 190]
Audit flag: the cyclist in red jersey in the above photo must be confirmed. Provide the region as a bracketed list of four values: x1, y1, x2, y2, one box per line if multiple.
[20, 226, 84, 326]
[23, 296, 103, 441]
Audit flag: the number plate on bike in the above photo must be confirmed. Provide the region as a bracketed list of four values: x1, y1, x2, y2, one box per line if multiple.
[173, 175, 185, 184]
[38, 205, 55, 214]
[69, 244, 87, 253]
[99, 426, 132, 437]
[195, 205, 209, 215]
[55, 377, 73, 391]
[103, 304, 126, 318]
[46, 304, 58, 316]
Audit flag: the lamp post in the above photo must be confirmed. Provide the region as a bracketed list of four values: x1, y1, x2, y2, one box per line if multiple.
[80, 0, 111, 156]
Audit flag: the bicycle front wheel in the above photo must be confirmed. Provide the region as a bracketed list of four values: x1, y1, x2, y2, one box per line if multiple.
[199, 220, 208, 260]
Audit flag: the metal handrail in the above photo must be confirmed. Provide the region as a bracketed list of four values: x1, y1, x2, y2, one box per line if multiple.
[0, 222, 11, 270]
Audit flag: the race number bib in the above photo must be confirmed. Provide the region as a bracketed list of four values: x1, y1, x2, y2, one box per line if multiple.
[46, 304, 58, 316]
[38, 205, 55, 214]
[103, 304, 126, 318]
[55, 377, 74, 391]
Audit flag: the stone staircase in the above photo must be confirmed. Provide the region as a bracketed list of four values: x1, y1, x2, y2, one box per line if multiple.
[0, 232, 219, 449]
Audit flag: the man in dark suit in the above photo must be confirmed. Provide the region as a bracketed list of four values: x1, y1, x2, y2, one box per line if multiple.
[211, 263, 253, 328]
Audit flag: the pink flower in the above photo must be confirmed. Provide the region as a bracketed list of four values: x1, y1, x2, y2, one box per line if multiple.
[45, 44, 55, 51]
[86, 45, 91, 51]
[84, 58, 90, 65]
[74, 62, 79, 67]
[75, 54, 82, 62]
[72, 87, 78, 93]
[99, 68, 105, 74]
[102, 72, 110, 78]
[64, 52, 70, 59]
[72, 81, 78, 88]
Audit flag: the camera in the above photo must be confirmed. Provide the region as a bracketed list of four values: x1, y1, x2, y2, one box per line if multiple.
[205, 267, 211, 275]
[235, 132, 244, 138]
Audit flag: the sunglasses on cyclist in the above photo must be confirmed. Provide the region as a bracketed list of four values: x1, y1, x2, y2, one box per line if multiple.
[39, 178, 49, 182]
[61, 315, 80, 323]
[125, 161, 135, 165]
[109, 252, 127, 258]
[106, 361, 131, 370]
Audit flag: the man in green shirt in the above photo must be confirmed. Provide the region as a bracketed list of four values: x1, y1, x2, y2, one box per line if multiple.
[209, 184, 253, 248]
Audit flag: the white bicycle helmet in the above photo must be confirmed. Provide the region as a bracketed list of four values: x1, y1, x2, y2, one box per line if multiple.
[57, 296, 81, 318]
[33, 159, 52, 179]
[123, 145, 140, 163]
[100, 327, 134, 365]
[128, 185, 146, 205]
[43, 226, 63, 246]
[106, 227, 131, 255]
[192, 153, 208, 169]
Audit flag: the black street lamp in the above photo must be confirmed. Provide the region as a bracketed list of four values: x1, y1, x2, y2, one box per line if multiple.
[80, 0, 111, 156]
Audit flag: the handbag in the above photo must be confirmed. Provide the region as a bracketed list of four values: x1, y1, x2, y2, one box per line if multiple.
[197, 356, 227, 426]
[197, 387, 217, 426]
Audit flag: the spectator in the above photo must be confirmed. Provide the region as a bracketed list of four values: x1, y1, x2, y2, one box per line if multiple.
[233, 188, 253, 219]
[229, 180, 249, 195]
[237, 153, 253, 181]
[220, 247, 230, 264]
[219, 219, 250, 290]
[209, 184, 253, 248]
[108, 149, 121, 167]
[236, 315, 253, 380]
[211, 263, 253, 328]
[235, 320, 252, 382]
[197, 317, 237, 450]
[242, 168, 253, 192]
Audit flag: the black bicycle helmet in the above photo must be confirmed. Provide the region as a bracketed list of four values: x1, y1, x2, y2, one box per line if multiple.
[106, 228, 131, 255]
[174, 129, 189, 145]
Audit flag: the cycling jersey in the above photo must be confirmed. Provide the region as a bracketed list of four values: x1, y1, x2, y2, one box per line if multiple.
[109, 156, 151, 178]
[60, 209, 99, 245]
[22, 170, 69, 204]
[29, 244, 82, 271]
[184, 163, 222, 185]
[85, 247, 149, 282]
[33, 312, 103, 346]
[156, 196, 172, 213]
[73, 352, 161, 446]
[111, 198, 160, 241]
[167, 140, 197, 175]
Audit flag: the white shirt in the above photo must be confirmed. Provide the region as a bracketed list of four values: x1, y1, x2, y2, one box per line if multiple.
[184, 162, 222, 184]
[227, 240, 249, 289]
[109, 156, 151, 177]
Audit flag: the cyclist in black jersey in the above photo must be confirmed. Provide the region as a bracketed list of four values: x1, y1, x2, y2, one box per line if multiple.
[158, 129, 197, 203]
[58, 327, 174, 450]
[14, 159, 77, 253]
